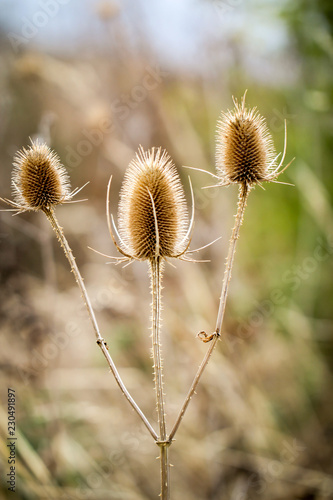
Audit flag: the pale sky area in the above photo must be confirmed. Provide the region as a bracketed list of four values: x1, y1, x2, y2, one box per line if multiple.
[0, 0, 292, 81]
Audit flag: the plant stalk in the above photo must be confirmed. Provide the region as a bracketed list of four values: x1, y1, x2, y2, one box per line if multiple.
[150, 256, 170, 499]
[169, 183, 250, 441]
[43, 207, 158, 441]
[215, 182, 250, 334]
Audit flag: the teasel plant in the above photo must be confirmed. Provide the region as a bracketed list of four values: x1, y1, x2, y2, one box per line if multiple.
[0, 91, 292, 499]
[100, 94, 292, 495]
[100, 146, 211, 499]
[0, 140, 204, 499]
[0, 139, 158, 440]
[175, 92, 294, 440]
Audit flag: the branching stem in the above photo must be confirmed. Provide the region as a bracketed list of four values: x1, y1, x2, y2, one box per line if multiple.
[150, 256, 170, 499]
[215, 183, 250, 334]
[169, 183, 250, 441]
[43, 207, 158, 441]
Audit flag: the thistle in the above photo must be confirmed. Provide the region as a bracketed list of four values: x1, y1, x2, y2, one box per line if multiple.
[107, 146, 194, 499]
[1, 140, 80, 213]
[216, 91, 289, 189]
[213, 92, 292, 336]
[169, 93, 293, 444]
[0, 97, 294, 500]
[108, 146, 192, 262]
[0, 139, 157, 442]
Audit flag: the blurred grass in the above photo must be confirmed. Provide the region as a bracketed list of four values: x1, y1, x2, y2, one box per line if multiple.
[0, 1, 333, 499]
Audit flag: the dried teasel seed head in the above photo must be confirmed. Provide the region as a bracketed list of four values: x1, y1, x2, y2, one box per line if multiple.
[216, 93, 278, 188]
[12, 140, 71, 212]
[117, 147, 189, 260]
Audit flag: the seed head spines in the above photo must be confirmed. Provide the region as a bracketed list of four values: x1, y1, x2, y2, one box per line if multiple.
[216, 92, 287, 189]
[11, 140, 72, 212]
[115, 146, 190, 261]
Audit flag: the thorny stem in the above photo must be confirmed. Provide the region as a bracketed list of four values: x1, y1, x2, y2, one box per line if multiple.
[169, 183, 250, 441]
[43, 207, 158, 441]
[160, 444, 170, 500]
[215, 183, 250, 334]
[150, 256, 170, 500]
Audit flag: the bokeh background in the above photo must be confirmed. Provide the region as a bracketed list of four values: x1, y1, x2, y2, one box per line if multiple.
[0, 0, 332, 499]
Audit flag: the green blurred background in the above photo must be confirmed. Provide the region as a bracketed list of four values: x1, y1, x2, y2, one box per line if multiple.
[0, 0, 332, 499]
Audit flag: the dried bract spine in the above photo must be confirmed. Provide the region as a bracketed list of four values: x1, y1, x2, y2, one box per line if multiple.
[117, 147, 189, 260]
[216, 93, 286, 188]
[11, 140, 72, 212]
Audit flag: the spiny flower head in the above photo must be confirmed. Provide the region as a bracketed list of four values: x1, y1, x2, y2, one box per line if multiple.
[116, 147, 190, 261]
[216, 92, 287, 188]
[11, 140, 72, 212]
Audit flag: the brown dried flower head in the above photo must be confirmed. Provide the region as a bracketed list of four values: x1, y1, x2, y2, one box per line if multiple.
[10, 140, 72, 212]
[216, 92, 288, 188]
[113, 147, 191, 261]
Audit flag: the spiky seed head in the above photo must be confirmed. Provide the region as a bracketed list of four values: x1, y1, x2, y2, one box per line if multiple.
[216, 93, 277, 187]
[118, 147, 189, 260]
[12, 140, 71, 212]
